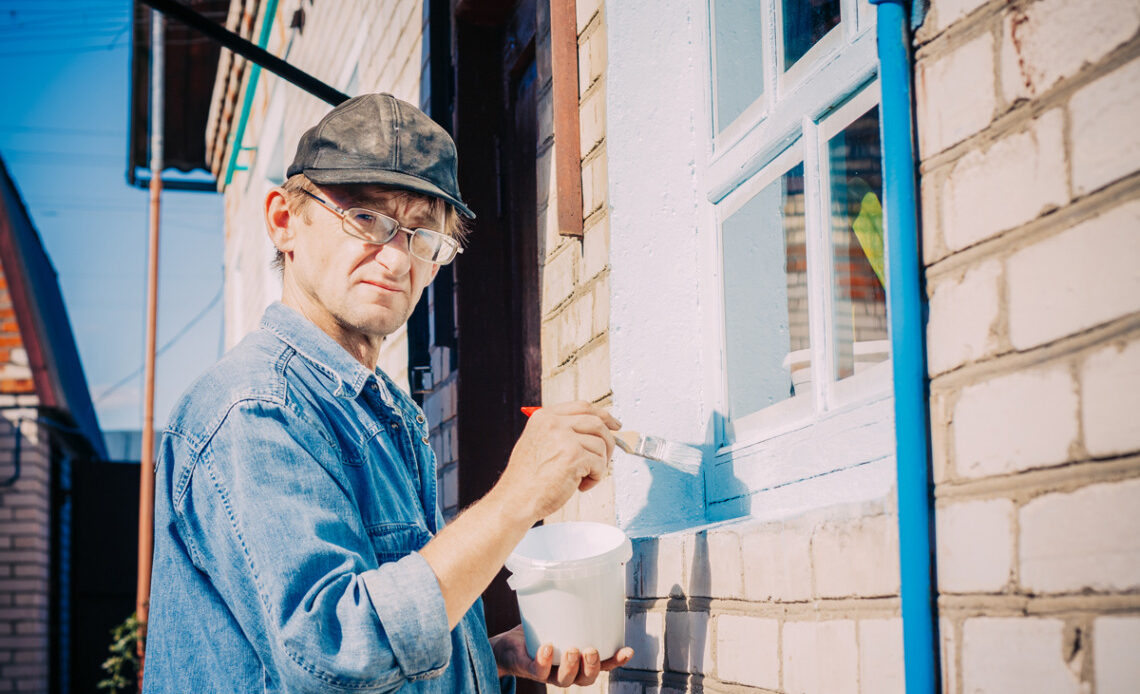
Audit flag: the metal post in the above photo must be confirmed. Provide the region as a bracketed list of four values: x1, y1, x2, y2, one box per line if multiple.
[136, 7, 163, 684]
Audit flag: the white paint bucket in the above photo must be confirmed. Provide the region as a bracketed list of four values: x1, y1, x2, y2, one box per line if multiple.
[505, 521, 632, 661]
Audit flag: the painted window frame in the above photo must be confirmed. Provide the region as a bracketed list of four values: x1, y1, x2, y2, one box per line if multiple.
[701, 0, 892, 519]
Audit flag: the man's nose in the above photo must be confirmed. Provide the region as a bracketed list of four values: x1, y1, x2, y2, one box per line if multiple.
[372, 232, 412, 274]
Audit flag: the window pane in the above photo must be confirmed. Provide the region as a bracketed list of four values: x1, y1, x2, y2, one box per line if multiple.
[829, 106, 887, 381]
[722, 163, 809, 420]
[712, 0, 765, 133]
[783, 0, 841, 70]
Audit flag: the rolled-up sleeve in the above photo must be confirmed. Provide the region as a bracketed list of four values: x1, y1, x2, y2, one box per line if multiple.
[175, 399, 451, 693]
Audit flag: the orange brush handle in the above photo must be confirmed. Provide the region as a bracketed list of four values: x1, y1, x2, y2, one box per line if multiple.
[520, 406, 541, 417]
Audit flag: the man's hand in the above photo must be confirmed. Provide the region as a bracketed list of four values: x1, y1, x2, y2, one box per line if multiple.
[493, 401, 621, 525]
[490, 625, 635, 688]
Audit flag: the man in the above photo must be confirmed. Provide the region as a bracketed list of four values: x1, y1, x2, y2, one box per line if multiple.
[144, 93, 633, 693]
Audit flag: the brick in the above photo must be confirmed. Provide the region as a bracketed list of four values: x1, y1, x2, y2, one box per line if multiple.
[704, 527, 743, 599]
[664, 610, 709, 674]
[577, 342, 611, 404]
[859, 618, 904, 694]
[554, 294, 593, 363]
[935, 498, 1013, 593]
[1020, 478, 1140, 593]
[716, 615, 779, 689]
[929, 0, 991, 33]
[543, 245, 576, 314]
[961, 618, 1080, 694]
[577, 23, 606, 97]
[575, 0, 601, 33]
[941, 109, 1067, 252]
[589, 277, 609, 340]
[1007, 200, 1140, 350]
[783, 620, 858, 694]
[926, 259, 1002, 375]
[541, 366, 575, 404]
[916, 31, 995, 157]
[1070, 58, 1140, 196]
[811, 514, 899, 598]
[1094, 616, 1140, 694]
[999, 0, 1140, 103]
[609, 682, 642, 694]
[441, 466, 457, 510]
[741, 522, 812, 602]
[582, 215, 610, 279]
[581, 151, 607, 216]
[625, 611, 665, 671]
[579, 81, 606, 158]
[940, 618, 957, 694]
[1081, 338, 1140, 457]
[633, 534, 685, 599]
[953, 363, 1078, 478]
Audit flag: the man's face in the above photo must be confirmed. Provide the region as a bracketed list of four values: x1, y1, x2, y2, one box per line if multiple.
[283, 184, 443, 347]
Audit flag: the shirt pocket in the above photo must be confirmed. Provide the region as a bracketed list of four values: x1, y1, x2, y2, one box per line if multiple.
[366, 522, 432, 564]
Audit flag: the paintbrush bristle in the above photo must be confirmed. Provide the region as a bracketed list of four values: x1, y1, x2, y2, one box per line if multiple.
[636, 435, 703, 475]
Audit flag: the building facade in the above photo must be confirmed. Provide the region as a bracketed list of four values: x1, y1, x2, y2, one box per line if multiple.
[203, 0, 1139, 692]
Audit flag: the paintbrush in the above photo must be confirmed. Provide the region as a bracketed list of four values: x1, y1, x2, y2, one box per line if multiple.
[520, 407, 703, 475]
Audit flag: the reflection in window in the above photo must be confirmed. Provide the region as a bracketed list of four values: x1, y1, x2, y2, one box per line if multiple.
[722, 163, 808, 420]
[783, 0, 841, 70]
[829, 106, 887, 380]
[711, 0, 765, 133]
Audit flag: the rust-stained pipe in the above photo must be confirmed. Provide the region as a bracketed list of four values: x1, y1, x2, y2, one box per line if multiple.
[136, 7, 164, 685]
[550, 0, 583, 237]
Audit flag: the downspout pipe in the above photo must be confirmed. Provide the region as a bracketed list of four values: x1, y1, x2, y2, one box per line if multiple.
[869, 1, 940, 692]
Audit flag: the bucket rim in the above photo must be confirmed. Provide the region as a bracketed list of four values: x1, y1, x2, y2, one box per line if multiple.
[505, 521, 632, 577]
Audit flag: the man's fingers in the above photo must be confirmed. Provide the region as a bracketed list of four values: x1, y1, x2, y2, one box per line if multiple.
[554, 648, 580, 688]
[575, 648, 602, 685]
[599, 646, 635, 670]
[570, 414, 616, 460]
[531, 644, 554, 682]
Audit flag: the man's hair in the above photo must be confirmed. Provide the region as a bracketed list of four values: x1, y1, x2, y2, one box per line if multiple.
[271, 173, 470, 273]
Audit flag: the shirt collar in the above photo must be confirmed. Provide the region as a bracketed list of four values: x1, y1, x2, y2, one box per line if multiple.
[259, 302, 383, 400]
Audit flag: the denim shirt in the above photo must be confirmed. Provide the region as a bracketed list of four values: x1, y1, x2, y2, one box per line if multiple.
[144, 303, 512, 694]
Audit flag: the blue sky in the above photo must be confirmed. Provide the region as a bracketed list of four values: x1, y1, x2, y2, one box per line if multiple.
[0, 0, 225, 439]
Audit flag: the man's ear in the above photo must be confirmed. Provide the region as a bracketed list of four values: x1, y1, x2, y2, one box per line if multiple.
[265, 188, 295, 254]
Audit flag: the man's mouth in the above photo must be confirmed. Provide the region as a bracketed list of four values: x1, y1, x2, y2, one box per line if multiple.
[360, 279, 403, 293]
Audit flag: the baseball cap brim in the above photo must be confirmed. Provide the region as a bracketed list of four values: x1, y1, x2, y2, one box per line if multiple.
[301, 167, 476, 219]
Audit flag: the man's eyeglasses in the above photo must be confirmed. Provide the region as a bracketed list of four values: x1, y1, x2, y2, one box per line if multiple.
[300, 189, 464, 265]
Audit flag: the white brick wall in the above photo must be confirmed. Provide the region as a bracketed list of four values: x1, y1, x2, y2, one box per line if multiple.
[1094, 616, 1140, 694]
[1006, 200, 1140, 350]
[936, 498, 1014, 593]
[1019, 477, 1140, 593]
[940, 108, 1068, 252]
[858, 619, 905, 694]
[716, 615, 779, 689]
[928, 0, 991, 34]
[740, 522, 813, 602]
[998, 0, 1140, 102]
[783, 620, 858, 694]
[1081, 337, 1140, 458]
[961, 618, 1081, 694]
[953, 363, 1078, 478]
[926, 259, 1002, 375]
[663, 610, 710, 675]
[624, 611, 665, 671]
[1069, 57, 1140, 197]
[916, 31, 995, 157]
[811, 514, 900, 598]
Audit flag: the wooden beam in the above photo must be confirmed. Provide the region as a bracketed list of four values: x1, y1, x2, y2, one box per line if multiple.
[549, 0, 583, 237]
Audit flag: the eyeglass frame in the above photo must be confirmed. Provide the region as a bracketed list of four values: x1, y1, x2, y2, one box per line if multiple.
[298, 188, 464, 265]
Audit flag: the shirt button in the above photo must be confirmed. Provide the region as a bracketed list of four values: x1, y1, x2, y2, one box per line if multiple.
[390, 423, 400, 431]
[416, 414, 425, 424]
[370, 383, 379, 391]
[421, 436, 430, 444]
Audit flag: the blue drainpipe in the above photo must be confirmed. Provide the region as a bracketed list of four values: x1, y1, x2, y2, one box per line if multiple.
[869, 1, 940, 692]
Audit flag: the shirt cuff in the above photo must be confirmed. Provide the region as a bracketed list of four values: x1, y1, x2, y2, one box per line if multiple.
[361, 551, 451, 679]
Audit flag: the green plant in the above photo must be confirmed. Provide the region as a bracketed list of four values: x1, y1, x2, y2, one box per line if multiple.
[97, 612, 144, 693]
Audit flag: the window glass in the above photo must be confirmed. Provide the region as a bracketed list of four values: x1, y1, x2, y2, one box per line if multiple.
[711, 0, 765, 133]
[782, 0, 841, 70]
[828, 105, 887, 381]
[722, 163, 809, 420]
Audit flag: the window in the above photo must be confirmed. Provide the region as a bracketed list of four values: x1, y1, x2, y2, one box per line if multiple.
[705, 0, 891, 518]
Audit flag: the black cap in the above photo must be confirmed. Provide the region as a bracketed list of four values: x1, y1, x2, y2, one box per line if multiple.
[287, 93, 475, 219]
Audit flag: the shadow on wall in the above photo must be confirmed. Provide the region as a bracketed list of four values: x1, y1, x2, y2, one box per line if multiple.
[616, 411, 745, 688]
